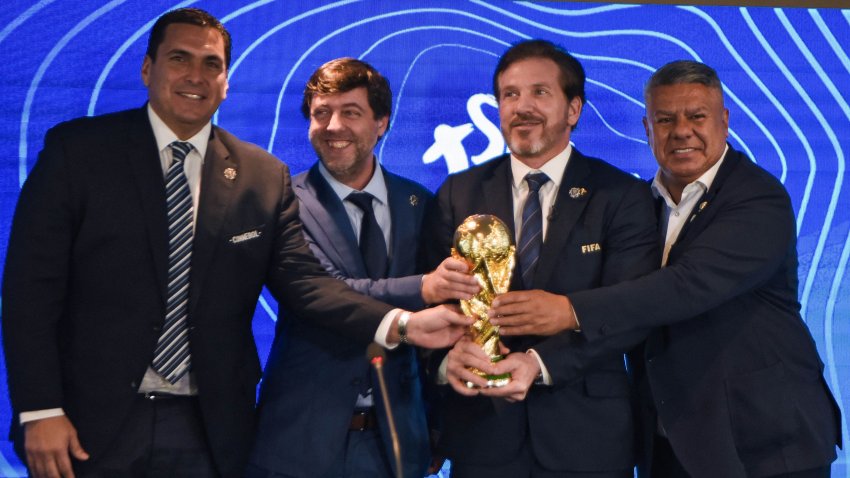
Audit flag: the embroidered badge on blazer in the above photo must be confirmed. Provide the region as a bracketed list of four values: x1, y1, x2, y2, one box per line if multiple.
[581, 243, 602, 254]
[229, 230, 261, 244]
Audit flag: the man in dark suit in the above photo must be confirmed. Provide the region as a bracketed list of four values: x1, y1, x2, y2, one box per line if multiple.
[248, 58, 478, 478]
[422, 40, 660, 478]
[1, 9, 468, 478]
[493, 61, 842, 477]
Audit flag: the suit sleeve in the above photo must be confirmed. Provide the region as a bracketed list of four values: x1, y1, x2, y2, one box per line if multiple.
[533, 179, 659, 385]
[300, 220, 426, 311]
[571, 172, 795, 343]
[2, 126, 75, 413]
[265, 167, 395, 345]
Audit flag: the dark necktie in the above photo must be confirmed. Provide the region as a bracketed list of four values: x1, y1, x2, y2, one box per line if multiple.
[347, 191, 388, 280]
[152, 141, 194, 384]
[517, 172, 550, 289]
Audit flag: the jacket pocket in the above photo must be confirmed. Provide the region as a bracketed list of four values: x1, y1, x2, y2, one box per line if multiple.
[725, 361, 796, 453]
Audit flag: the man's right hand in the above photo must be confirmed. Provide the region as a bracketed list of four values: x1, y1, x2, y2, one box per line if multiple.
[24, 415, 89, 478]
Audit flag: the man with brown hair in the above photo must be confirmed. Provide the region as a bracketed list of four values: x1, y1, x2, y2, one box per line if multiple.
[2, 11, 470, 477]
[247, 58, 478, 478]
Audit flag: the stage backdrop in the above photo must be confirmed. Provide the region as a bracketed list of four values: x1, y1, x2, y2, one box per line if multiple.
[0, 1, 848, 476]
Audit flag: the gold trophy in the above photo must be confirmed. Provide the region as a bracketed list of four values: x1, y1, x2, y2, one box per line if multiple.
[452, 214, 515, 388]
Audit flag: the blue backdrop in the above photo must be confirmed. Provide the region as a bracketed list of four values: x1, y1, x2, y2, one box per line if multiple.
[0, 1, 848, 476]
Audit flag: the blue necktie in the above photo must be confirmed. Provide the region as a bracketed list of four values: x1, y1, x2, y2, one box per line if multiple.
[347, 191, 388, 280]
[518, 172, 550, 289]
[152, 141, 194, 384]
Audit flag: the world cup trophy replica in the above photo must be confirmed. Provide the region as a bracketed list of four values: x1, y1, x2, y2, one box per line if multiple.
[452, 214, 515, 388]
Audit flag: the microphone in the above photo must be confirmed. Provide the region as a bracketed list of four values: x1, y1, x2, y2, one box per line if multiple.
[367, 342, 403, 478]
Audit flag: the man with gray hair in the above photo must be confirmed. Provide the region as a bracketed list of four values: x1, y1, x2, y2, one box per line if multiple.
[491, 60, 842, 477]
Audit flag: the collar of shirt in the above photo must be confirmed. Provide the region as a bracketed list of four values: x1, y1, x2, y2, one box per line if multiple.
[652, 144, 728, 266]
[318, 158, 389, 206]
[147, 103, 211, 173]
[510, 144, 572, 241]
[318, 159, 392, 251]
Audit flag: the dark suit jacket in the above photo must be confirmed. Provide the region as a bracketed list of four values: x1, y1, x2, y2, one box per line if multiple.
[421, 150, 660, 472]
[570, 147, 842, 477]
[250, 164, 433, 478]
[1, 107, 392, 477]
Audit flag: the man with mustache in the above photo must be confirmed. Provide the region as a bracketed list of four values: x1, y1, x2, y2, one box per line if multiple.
[492, 60, 842, 478]
[421, 39, 660, 477]
[247, 58, 479, 478]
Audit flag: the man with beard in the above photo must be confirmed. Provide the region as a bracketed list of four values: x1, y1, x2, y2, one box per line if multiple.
[247, 58, 480, 478]
[421, 39, 660, 477]
[493, 60, 842, 478]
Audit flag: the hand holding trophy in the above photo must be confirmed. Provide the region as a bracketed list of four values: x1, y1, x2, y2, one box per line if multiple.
[452, 214, 515, 388]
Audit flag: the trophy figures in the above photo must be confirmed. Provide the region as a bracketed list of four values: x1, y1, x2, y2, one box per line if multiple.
[452, 214, 515, 388]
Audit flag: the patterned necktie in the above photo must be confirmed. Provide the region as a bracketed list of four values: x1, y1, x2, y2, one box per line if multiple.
[152, 141, 194, 384]
[517, 172, 550, 289]
[347, 191, 388, 280]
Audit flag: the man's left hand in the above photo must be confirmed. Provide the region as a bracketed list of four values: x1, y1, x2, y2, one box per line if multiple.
[479, 351, 540, 402]
[489, 290, 576, 336]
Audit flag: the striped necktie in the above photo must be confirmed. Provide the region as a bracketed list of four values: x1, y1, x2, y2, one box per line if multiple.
[152, 141, 194, 384]
[517, 172, 550, 289]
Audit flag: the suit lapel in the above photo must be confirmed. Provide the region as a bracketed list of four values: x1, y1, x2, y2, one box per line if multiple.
[533, 149, 591, 288]
[123, 108, 169, 303]
[480, 157, 516, 234]
[302, 164, 364, 276]
[190, 127, 239, 313]
[669, 145, 739, 259]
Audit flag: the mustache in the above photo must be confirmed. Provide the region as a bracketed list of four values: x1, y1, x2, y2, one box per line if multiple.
[510, 112, 544, 126]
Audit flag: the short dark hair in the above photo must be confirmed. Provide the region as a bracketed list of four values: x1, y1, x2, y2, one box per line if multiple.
[301, 58, 392, 123]
[146, 8, 232, 69]
[492, 39, 586, 106]
[644, 60, 722, 101]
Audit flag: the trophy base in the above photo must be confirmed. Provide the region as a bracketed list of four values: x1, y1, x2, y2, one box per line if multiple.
[464, 356, 512, 389]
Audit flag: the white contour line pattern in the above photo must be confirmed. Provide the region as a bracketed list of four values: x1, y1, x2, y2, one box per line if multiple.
[771, 9, 845, 317]
[214, 0, 359, 126]
[18, 0, 128, 187]
[684, 7, 801, 218]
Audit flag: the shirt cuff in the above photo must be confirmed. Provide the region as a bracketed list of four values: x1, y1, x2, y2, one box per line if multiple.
[435, 355, 450, 385]
[20, 408, 65, 425]
[375, 308, 402, 350]
[526, 348, 552, 386]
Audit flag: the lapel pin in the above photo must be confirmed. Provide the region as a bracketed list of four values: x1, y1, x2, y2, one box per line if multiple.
[699, 201, 708, 211]
[409, 194, 418, 206]
[223, 167, 237, 181]
[568, 187, 587, 199]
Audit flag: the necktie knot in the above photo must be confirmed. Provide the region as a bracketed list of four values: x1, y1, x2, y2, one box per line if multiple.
[170, 141, 193, 164]
[525, 172, 550, 193]
[347, 191, 376, 213]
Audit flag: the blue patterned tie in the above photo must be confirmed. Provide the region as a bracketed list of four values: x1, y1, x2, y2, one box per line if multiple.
[518, 172, 550, 289]
[347, 191, 388, 280]
[152, 141, 194, 384]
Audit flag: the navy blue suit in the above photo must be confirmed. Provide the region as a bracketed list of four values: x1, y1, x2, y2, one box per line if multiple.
[250, 164, 433, 478]
[422, 150, 660, 475]
[570, 147, 842, 477]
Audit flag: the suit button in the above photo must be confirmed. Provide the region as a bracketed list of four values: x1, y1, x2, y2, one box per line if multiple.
[152, 325, 161, 332]
[600, 324, 610, 335]
[130, 381, 137, 389]
[351, 378, 362, 386]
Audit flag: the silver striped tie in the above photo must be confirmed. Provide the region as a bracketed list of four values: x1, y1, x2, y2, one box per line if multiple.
[152, 141, 194, 384]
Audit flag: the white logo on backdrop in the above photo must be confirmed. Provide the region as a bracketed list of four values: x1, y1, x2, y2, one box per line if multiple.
[423, 93, 508, 174]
